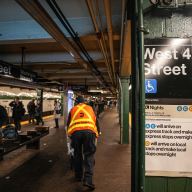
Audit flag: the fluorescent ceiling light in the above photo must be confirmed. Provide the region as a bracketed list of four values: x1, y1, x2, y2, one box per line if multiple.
[88, 90, 102, 93]
[69, 52, 74, 57]
[68, 90, 74, 94]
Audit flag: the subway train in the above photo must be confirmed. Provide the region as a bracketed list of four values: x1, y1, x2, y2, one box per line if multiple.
[0, 86, 61, 119]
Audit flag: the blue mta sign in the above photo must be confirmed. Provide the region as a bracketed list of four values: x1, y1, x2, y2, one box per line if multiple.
[145, 79, 157, 94]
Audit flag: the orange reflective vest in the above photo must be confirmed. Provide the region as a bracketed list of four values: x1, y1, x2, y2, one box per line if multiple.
[67, 103, 98, 137]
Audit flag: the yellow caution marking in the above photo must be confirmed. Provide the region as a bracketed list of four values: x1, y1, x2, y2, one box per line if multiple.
[145, 141, 151, 146]
[2, 115, 54, 128]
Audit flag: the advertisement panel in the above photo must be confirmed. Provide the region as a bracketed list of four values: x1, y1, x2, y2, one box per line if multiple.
[145, 39, 192, 177]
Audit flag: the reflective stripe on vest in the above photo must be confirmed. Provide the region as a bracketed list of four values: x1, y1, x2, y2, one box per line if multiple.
[68, 104, 98, 137]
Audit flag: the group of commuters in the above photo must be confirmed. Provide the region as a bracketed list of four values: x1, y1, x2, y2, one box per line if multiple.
[88, 98, 105, 117]
[9, 97, 26, 132]
[0, 94, 101, 190]
[9, 97, 44, 132]
[0, 97, 61, 131]
[88, 98, 116, 117]
[0, 104, 8, 128]
[28, 98, 61, 128]
[27, 99, 44, 126]
[107, 100, 117, 109]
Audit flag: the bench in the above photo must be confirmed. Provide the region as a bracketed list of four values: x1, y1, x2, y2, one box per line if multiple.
[0, 126, 49, 161]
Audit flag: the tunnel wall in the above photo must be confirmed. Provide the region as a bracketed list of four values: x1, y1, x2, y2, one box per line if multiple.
[144, 5, 192, 192]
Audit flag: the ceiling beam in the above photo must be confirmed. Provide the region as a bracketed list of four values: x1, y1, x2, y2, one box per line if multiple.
[0, 38, 56, 45]
[67, 82, 107, 86]
[16, 0, 88, 68]
[48, 75, 95, 80]
[24, 60, 107, 66]
[61, 79, 111, 84]
[26, 66, 108, 72]
[38, 71, 109, 76]
[86, 0, 114, 86]
[24, 62, 75, 67]
[43, 74, 109, 79]
[80, 34, 120, 42]
[16, 0, 109, 88]
[104, 0, 116, 82]
[0, 34, 120, 45]
[120, 20, 131, 76]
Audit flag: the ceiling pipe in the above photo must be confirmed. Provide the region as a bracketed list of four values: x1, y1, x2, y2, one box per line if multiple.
[119, 0, 126, 72]
[103, 0, 116, 83]
[21, 46, 26, 68]
[46, 0, 110, 88]
[16, 0, 109, 90]
[86, 0, 114, 86]
[16, 0, 87, 68]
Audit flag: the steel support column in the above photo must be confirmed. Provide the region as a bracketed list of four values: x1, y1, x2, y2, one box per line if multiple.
[130, 2, 139, 191]
[130, 0, 145, 191]
[120, 77, 130, 144]
[138, 0, 145, 190]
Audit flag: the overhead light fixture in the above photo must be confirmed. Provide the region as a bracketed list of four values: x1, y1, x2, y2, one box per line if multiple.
[69, 52, 74, 57]
[149, 0, 173, 5]
[68, 90, 74, 94]
[149, 0, 160, 5]
[162, 0, 172, 5]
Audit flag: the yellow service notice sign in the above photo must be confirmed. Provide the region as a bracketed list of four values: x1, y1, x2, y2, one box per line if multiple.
[144, 39, 192, 177]
[145, 104, 192, 177]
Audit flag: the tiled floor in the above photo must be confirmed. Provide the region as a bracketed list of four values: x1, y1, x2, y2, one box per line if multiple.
[0, 108, 131, 192]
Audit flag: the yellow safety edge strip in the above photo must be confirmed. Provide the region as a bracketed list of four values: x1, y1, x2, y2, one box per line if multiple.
[1, 115, 54, 128]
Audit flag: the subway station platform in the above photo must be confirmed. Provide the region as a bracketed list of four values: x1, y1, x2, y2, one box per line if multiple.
[0, 108, 131, 192]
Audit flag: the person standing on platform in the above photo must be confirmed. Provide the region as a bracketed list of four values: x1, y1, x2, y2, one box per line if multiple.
[35, 100, 44, 126]
[0, 105, 8, 128]
[54, 99, 61, 128]
[88, 99, 94, 108]
[9, 97, 25, 132]
[67, 95, 100, 190]
[109, 100, 113, 109]
[27, 99, 36, 124]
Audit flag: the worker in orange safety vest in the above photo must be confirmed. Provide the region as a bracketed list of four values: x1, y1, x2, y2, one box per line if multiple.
[67, 95, 100, 190]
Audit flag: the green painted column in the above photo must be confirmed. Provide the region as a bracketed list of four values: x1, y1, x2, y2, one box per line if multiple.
[137, 0, 145, 191]
[120, 77, 130, 144]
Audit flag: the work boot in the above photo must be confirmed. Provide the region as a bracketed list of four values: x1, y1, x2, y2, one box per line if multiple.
[75, 177, 82, 182]
[83, 181, 95, 190]
[75, 173, 82, 182]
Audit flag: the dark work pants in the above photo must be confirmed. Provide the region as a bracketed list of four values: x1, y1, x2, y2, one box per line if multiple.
[29, 113, 35, 123]
[35, 116, 44, 125]
[71, 131, 96, 184]
[55, 118, 59, 128]
[14, 119, 21, 131]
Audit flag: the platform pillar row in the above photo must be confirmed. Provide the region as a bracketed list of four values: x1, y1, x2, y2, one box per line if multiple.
[120, 77, 130, 144]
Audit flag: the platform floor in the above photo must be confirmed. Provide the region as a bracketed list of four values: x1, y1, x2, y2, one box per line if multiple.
[0, 108, 131, 192]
